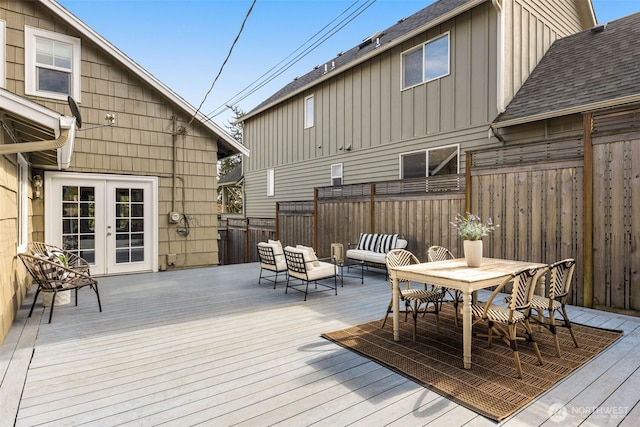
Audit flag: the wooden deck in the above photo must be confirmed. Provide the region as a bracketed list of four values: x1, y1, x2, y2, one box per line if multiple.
[1, 263, 639, 426]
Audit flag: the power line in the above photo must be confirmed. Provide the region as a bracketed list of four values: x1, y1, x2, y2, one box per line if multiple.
[186, 0, 257, 130]
[203, 0, 377, 124]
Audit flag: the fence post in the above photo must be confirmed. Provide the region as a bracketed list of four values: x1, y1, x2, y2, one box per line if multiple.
[245, 217, 250, 263]
[276, 202, 280, 241]
[583, 113, 593, 308]
[465, 151, 472, 212]
[370, 183, 375, 233]
[314, 188, 318, 249]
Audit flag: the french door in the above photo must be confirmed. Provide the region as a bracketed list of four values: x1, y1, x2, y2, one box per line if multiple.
[45, 172, 158, 275]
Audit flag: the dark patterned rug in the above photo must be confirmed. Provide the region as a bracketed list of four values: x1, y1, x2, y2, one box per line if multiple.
[322, 304, 622, 421]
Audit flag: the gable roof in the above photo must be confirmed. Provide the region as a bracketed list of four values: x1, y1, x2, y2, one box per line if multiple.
[493, 11, 640, 128]
[242, 0, 482, 121]
[218, 164, 243, 186]
[41, 0, 249, 158]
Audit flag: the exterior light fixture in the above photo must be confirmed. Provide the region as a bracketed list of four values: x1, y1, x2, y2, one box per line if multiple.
[32, 174, 43, 199]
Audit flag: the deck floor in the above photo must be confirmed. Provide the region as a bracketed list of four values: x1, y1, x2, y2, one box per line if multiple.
[1, 263, 639, 426]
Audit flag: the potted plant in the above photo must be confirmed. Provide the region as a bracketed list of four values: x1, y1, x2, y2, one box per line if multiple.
[451, 212, 497, 266]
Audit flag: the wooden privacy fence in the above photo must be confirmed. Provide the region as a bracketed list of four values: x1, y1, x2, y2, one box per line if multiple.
[219, 114, 640, 315]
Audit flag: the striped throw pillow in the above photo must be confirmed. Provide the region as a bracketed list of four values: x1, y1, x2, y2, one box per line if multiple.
[356, 233, 379, 252]
[376, 234, 398, 253]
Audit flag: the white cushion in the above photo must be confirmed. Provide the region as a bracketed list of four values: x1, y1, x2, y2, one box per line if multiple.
[284, 246, 316, 271]
[258, 241, 286, 268]
[296, 245, 321, 267]
[288, 261, 337, 281]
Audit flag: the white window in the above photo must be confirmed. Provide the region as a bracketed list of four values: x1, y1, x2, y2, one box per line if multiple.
[17, 155, 29, 250]
[331, 163, 343, 186]
[304, 95, 314, 129]
[25, 26, 81, 101]
[0, 20, 6, 88]
[402, 33, 450, 89]
[400, 144, 459, 179]
[267, 169, 274, 196]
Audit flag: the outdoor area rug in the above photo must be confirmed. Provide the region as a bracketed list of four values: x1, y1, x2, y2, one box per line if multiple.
[321, 304, 622, 421]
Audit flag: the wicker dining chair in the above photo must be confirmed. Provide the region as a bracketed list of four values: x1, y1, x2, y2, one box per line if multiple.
[427, 245, 461, 326]
[383, 249, 445, 340]
[471, 266, 548, 378]
[528, 259, 578, 357]
[18, 252, 102, 323]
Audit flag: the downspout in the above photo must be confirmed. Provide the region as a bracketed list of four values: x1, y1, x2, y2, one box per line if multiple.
[492, 0, 505, 113]
[172, 115, 178, 213]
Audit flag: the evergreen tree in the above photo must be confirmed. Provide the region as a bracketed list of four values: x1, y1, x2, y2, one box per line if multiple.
[218, 106, 244, 214]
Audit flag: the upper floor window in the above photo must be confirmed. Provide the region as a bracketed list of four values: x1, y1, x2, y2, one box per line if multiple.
[400, 144, 459, 179]
[25, 27, 81, 101]
[304, 95, 314, 129]
[402, 33, 450, 89]
[331, 163, 343, 186]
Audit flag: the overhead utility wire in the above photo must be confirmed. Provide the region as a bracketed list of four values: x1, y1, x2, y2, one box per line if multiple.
[186, 0, 257, 130]
[204, 0, 377, 121]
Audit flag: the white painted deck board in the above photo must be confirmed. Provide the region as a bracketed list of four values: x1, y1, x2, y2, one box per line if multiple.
[1, 263, 639, 426]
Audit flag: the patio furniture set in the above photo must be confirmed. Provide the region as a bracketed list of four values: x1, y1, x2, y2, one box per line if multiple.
[256, 233, 406, 301]
[388, 249, 578, 378]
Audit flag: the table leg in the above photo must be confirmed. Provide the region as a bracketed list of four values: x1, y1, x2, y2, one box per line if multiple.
[462, 291, 473, 369]
[391, 274, 400, 342]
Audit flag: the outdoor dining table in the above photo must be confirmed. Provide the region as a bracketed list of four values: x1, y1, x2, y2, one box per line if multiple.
[389, 257, 547, 369]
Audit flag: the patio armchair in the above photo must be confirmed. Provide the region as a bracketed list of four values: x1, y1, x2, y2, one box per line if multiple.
[427, 245, 461, 326]
[528, 259, 579, 357]
[18, 252, 102, 323]
[283, 246, 339, 301]
[471, 266, 548, 378]
[257, 241, 288, 288]
[383, 249, 445, 340]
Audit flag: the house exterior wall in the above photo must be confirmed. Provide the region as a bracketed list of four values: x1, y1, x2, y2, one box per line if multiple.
[0, 0, 227, 342]
[1, 1, 221, 272]
[244, 3, 499, 218]
[501, 0, 585, 105]
[242, 0, 590, 219]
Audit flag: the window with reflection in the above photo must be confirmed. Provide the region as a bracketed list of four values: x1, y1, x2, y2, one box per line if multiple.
[62, 185, 96, 264]
[115, 187, 145, 263]
[400, 144, 459, 178]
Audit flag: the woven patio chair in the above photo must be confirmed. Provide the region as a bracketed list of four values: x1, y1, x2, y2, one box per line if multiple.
[257, 241, 288, 289]
[528, 259, 579, 357]
[383, 249, 445, 340]
[26, 242, 91, 275]
[471, 265, 548, 378]
[427, 245, 461, 326]
[18, 252, 102, 323]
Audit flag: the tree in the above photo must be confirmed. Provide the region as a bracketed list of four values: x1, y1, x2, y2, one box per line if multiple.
[218, 105, 244, 214]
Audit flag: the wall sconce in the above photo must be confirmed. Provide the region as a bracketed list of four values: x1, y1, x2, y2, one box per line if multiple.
[32, 175, 43, 200]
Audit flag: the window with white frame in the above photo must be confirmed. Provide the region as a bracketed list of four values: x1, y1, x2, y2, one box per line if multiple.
[267, 168, 275, 196]
[331, 163, 343, 186]
[304, 95, 314, 129]
[25, 26, 81, 101]
[400, 144, 459, 179]
[17, 155, 29, 250]
[402, 33, 450, 89]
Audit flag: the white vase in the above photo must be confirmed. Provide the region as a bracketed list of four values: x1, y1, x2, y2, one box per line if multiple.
[464, 240, 483, 267]
[41, 290, 71, 307]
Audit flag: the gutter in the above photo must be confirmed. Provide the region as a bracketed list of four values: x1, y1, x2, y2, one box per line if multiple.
[241, 0, 488, 122]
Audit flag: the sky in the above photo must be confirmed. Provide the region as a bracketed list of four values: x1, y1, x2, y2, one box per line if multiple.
[56, 0, 640, 129]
